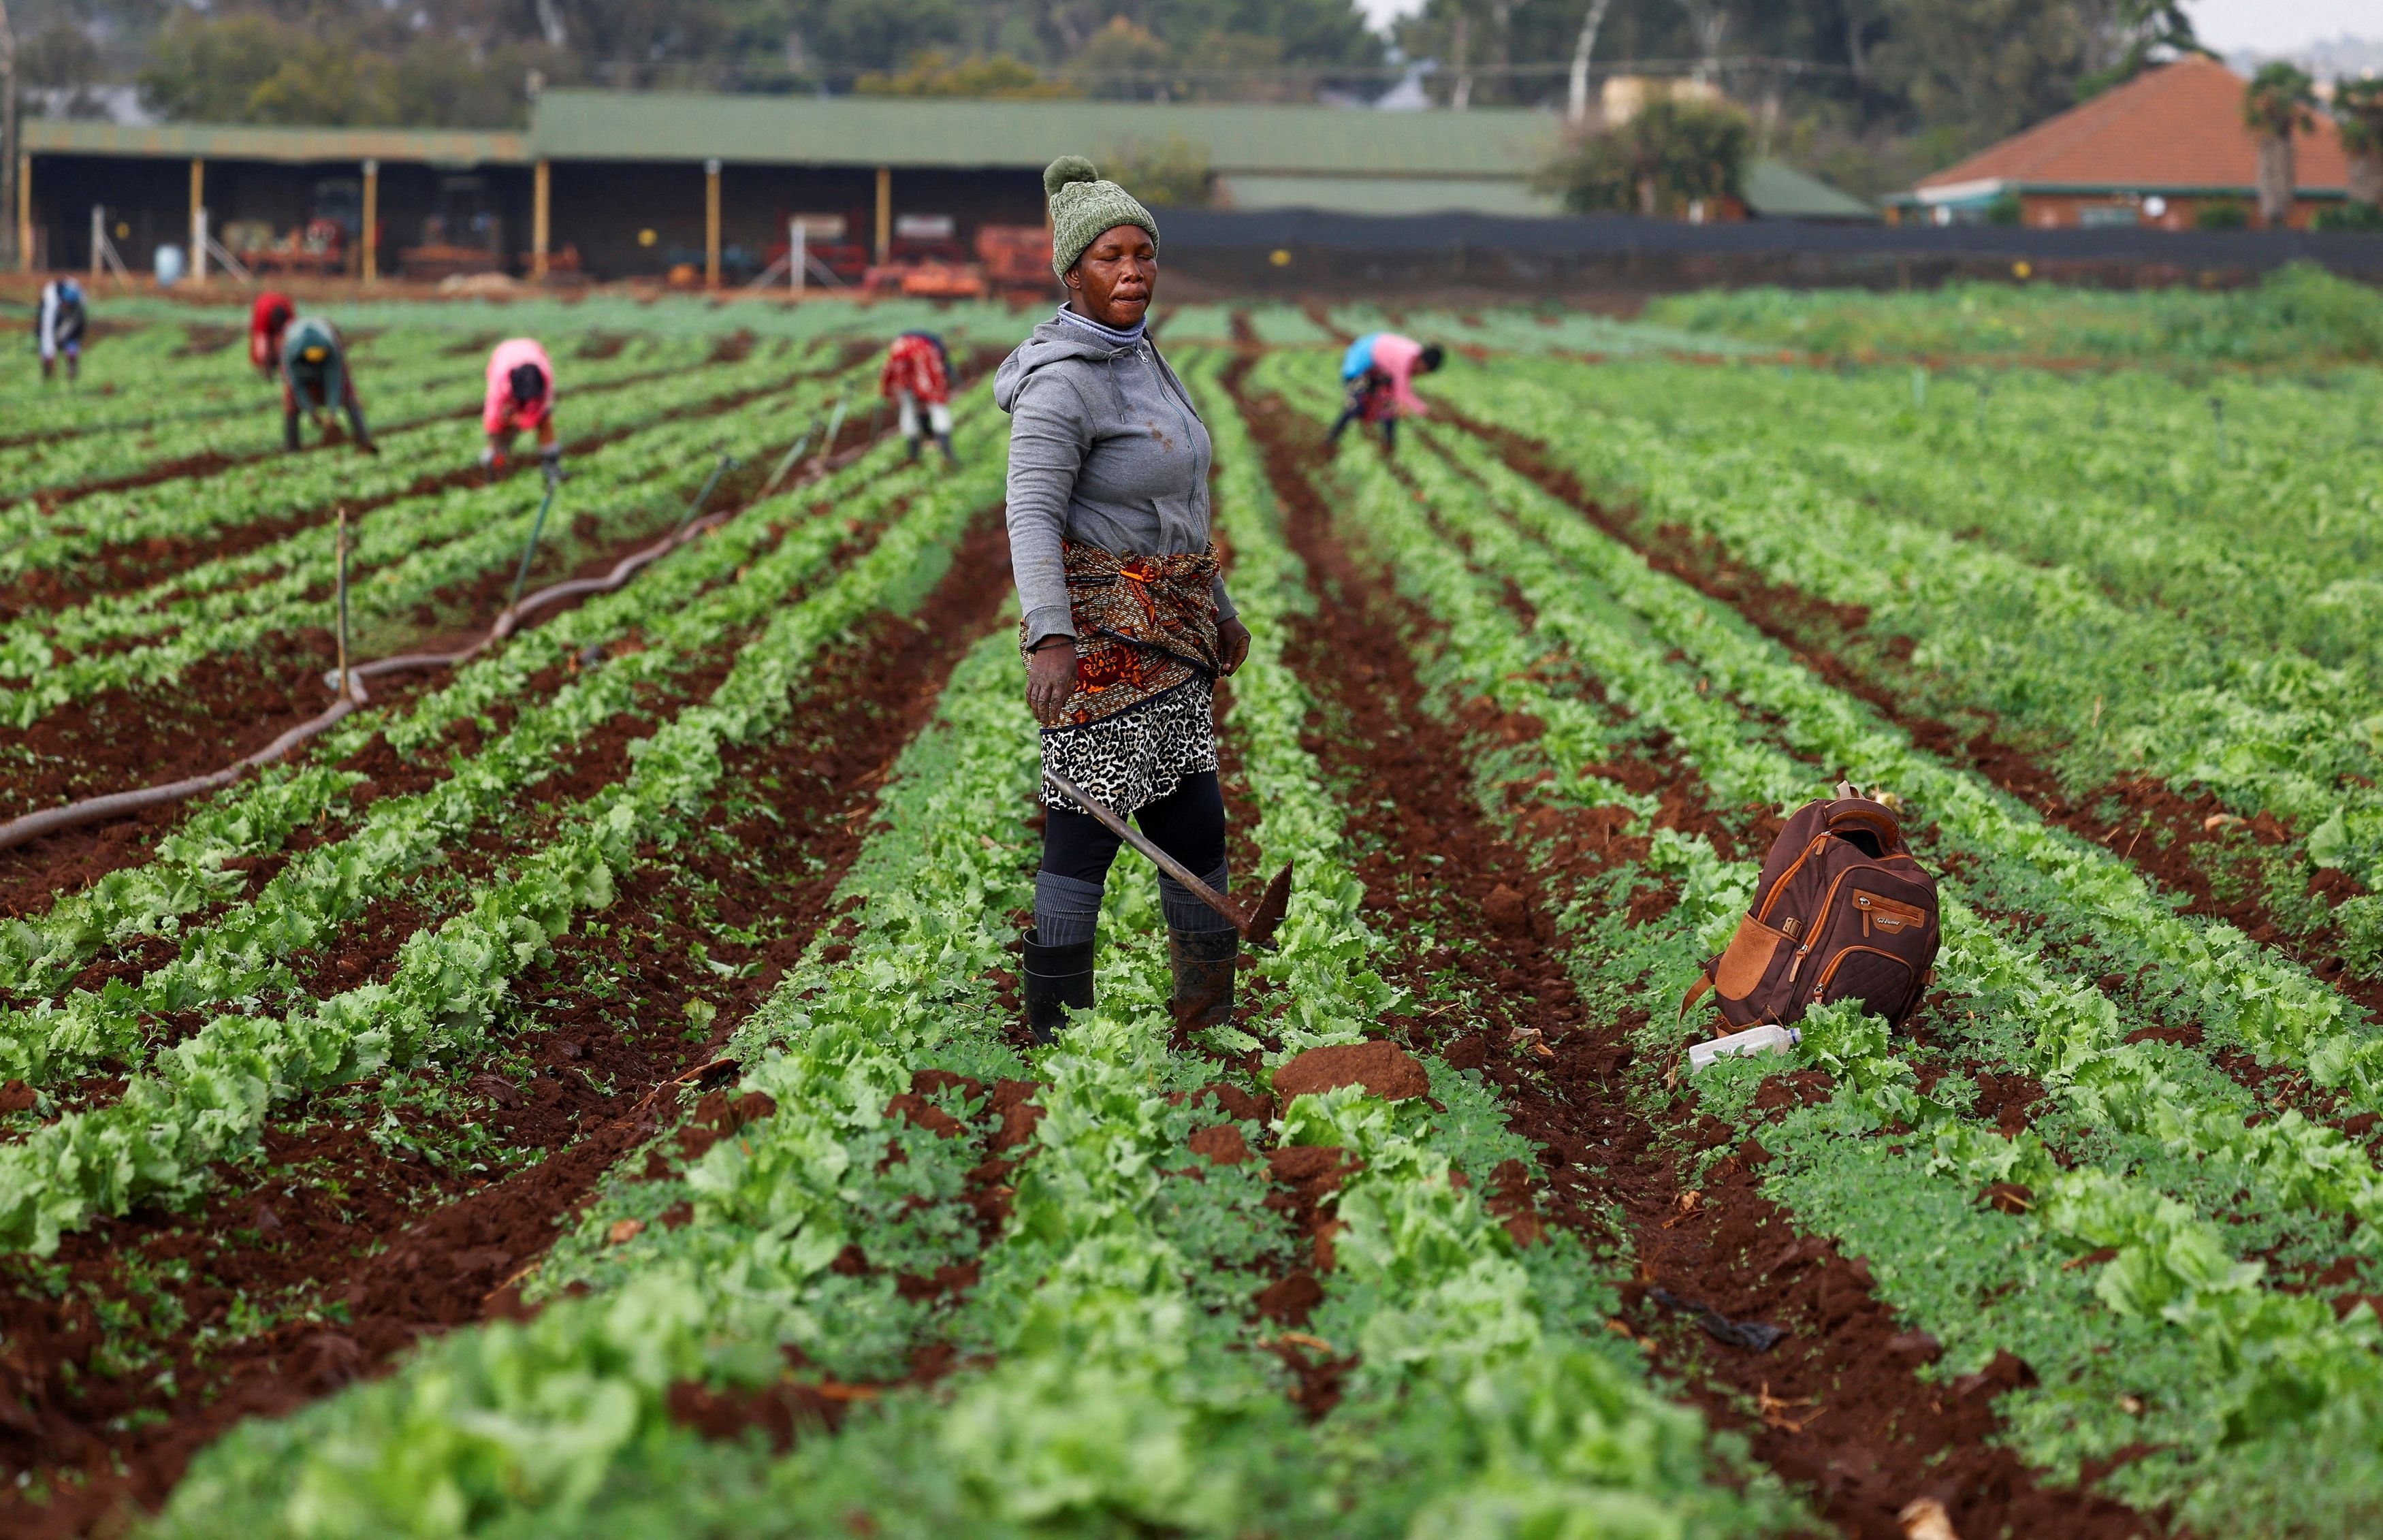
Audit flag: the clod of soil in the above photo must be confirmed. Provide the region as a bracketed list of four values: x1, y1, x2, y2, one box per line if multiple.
[1187, 1124, 1251, 1166]
[1253, 1269, 1323, 1324]
[1483, 882, 1531, 937]
[1271, 1040, 1431, 1102]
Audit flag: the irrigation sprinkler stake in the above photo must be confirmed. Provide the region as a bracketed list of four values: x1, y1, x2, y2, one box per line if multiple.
[2210, 396, 2227, 464]
[334, 507, 351, 699]
[758, 427, 817, 501]
[505, 479, 560, 620]
[672, 451, 741, 539]
[812, 394, 850, 473]
[1042, 768, 1293, 949]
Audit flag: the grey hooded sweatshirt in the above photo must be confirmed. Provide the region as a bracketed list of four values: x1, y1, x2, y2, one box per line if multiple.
[995, 317, 1235, 647]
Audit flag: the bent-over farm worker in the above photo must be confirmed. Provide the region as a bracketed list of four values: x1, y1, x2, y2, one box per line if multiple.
[1328, 331, 1445, 453]
[997, 154, 1253, 1046]
[249, 291, 295, 375]
[881, 330, 958, 466]
[481, 337, 561, 483]
[280, 316, 377, 453]
[37, 278, 86, 384]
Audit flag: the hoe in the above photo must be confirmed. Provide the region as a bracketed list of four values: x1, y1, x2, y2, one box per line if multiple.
[1043, 768, 1292, 948]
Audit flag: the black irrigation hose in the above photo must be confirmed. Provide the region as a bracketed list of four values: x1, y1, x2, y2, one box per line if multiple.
[0, 436, 882, 855]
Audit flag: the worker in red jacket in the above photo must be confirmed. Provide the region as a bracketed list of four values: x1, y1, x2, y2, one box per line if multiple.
[249, 291, 295, 376]
[880, 330, 957, 466]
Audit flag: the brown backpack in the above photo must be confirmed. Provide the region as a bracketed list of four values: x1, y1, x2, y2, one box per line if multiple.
[1683, 790, 1939, 1034]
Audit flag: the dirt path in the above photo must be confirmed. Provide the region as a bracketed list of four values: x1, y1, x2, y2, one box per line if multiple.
[0, 511, 1018, 1539]
[1234, 366, 2167, 1540]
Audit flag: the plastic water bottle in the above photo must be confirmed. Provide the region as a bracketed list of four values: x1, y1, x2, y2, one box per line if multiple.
[1689, 1023, 1802, 1073]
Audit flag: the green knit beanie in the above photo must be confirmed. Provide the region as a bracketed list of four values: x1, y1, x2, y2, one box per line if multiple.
[1045, 156, 1159, 278]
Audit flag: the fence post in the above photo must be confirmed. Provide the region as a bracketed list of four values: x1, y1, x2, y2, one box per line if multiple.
[334, 507, 351, 698]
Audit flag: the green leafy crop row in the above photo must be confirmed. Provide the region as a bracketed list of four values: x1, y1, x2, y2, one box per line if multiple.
[0, 344, 841, 724]
[0, 413, 1004, 1255]
[133, 349, 1784, 1540]
[1256, 349, 2383, 1535]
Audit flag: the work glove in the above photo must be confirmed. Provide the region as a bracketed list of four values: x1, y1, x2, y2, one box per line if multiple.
[541, 445, 565, 487]
[478, 444, 502, 470]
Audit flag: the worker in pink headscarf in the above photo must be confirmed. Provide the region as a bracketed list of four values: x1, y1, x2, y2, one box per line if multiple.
[481, 337, 560, 482]
[1328, 332, 1445, 454]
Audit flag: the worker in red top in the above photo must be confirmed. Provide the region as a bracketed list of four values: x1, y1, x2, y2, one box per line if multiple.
[249, 291, 295, 376]
[880, 330, 957, 466]
[1328, 332, 1445, 454]
[481, 338, 561, 483]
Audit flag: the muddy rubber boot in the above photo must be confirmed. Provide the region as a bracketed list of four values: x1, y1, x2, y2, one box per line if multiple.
[905, 435, 922, 464]
[1167, 927, 1238, 1029]
[937, 432, 959, 468]
[1021, 929, 1095, 1045]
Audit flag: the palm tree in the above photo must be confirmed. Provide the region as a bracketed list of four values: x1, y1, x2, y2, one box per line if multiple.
[2339, 77, 2383, 216]
[2242, 62, 2316, 228]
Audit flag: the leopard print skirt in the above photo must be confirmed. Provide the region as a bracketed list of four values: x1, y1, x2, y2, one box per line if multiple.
[1039, 676, 1216, 816]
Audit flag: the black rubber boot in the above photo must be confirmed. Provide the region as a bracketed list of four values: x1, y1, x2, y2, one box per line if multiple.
[1021, 929, 1095, 1045]
[937, 432, 959, 467]
[905, 435, 922, 464]
[1167, 927, 1239, 1029]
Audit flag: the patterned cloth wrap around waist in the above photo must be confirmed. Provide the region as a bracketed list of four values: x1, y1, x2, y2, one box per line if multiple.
[1023, 541, 1221, 729]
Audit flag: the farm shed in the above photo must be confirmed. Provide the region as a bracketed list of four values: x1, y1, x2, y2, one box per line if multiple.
[17, 119, 531, 279]
[16, 94, 1871, 283]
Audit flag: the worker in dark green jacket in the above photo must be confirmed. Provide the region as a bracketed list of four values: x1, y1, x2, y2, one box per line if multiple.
[281, 316, 376, 453]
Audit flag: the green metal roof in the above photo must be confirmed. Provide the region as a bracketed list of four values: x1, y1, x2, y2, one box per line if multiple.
[528, 90, 1556, 177]
[22, 118, 528, 166]
[1218, 173, 1554, 216]
[18, 98, 1868, 223]
[1742, 159, 1874, 220]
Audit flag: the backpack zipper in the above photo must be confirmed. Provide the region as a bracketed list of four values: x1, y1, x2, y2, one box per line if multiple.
[1785, 865, 1863, 983]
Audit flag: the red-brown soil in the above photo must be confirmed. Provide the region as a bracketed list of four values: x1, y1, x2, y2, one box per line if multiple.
[0, 509, 1019, 1539]
[1271, 1040, 1430, 1102]
[1235, 366, 2168, 1540]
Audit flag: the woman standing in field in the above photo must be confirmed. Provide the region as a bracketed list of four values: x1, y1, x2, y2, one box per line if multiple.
[997, 155, 1253, 1044]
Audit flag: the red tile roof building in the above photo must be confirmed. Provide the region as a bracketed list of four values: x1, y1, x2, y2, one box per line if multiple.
[1896, 57, 2352, 229]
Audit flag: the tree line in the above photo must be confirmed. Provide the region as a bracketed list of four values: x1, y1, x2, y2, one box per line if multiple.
[0, 0, 2344, 202]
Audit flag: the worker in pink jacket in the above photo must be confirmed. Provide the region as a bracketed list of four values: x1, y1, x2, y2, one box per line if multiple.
[480, 338, 561, 482]
[1328, 332, 1445, 453]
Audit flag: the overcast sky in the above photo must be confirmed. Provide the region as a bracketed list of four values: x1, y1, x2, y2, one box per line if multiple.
[1351, 0, 2374, 53]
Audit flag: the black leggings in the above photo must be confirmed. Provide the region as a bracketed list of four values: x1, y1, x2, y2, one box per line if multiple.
[1041, 771, 1226, 887]
[1326, 402, 1396, 451]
